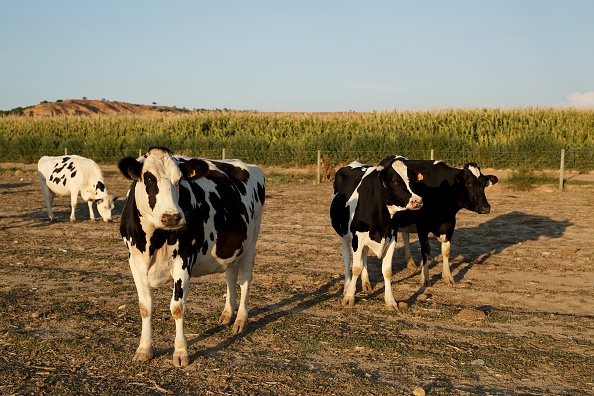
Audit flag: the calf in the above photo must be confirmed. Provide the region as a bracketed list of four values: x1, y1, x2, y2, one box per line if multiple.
[329, 157, 425, 309]
[367, 157, 498, 287]
[118, 147, 265, 367]
[37, 155, 115, 222]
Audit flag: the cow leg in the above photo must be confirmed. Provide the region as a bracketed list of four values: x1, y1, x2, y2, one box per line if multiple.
[343, 245, 367, 306]
[87, 200, 96, 221]
[170, 264, 190, 367]
[438, 237, 455, 285]
[231, 250, 255, 334]
[38, 173, 56, 221]
[339, 238, 352, 295]
[69, 190, 79, 222]
[360, 251, 372, 293]
[220, 262, 239, 327]
[129, 258, 154, 362]
[418, 232, 432, 286]
[402, 232, 417, 269]
[381, 239, 399, 310]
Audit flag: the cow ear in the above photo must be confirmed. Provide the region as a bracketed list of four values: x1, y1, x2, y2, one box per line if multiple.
[118, 157, 143, 181]
[454, 170, 465, 184]
[486, 175, 498, 186]
[415, 166, 431, 182]
[180, 159, 210, 180]
[377, 156, 396, 181]
[378, 155, 397, 169]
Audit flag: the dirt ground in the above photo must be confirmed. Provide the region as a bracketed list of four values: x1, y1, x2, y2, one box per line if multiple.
[0, 166, 593, 395]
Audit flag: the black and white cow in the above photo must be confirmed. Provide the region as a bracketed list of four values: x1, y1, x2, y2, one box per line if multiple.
[363, 157, 498, 288]
[37, 155, 116, 222]
[329, 157, 425, 309]
[118, 147, 265, 367]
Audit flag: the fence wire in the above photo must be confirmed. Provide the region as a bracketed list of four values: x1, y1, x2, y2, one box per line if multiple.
[1, 147, 592, 172]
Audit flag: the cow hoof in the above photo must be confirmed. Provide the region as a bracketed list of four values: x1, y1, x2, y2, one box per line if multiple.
[133, 349, 153, 362]
[443, 278, 456, 286]
[406, 259, 417, 270]
[219, 311, 233, 326]
[232, 319, 246, 334]
[172, 351, 189, 367]
[342, 296, 355, 307]
[361, 281, 373, 293]
[420, 280, 432, 287]
[385, 300, 399, 310]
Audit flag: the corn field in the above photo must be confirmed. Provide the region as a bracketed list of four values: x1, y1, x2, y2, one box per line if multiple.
[1, 108, 593, 170]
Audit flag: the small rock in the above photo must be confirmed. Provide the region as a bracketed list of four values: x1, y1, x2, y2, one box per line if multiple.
[117, 305, 127, 310]
[398, 301, 409, 310]
[471, 359, 485, 366]
[31, 312, 40, 319]
[413, 387, 426, 396]
[417, 293, 428, 302]
[14, 170, 23, 176]
[456, 308, 486, 321]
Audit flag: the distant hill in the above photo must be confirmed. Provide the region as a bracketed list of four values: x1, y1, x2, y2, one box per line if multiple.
[11, 99, 191, 116]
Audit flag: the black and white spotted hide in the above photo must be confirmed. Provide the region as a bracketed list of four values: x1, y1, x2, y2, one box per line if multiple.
[37, 155, 115, 222]
[118, 147, 265, 367]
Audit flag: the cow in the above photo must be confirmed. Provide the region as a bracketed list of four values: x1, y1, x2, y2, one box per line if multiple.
[329, 157, 426, 309]
[360, 157, 498, 288]
[118, 147, 265, 367]
[37, 155, 116, 222]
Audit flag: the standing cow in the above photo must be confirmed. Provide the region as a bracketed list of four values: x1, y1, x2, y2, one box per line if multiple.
[38, 155, 116, 222]
[118, 147, 265, 367]
[363, 157, 498, 287]
[329, 157, 425, 309]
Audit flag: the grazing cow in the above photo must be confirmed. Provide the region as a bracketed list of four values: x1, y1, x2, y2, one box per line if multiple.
[362, 157, 498, 288]
[37, 155, 116, 222]
[118, 147, 265, 367]
[329, 157, 425, 309]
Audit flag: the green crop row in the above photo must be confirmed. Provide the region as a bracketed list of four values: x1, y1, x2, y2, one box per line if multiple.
[1, 108, 593, 170]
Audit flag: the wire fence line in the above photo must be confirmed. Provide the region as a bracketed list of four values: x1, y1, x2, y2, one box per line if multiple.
[2, 147, 592, 173]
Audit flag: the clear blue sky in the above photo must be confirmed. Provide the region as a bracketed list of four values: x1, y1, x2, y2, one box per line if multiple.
[1, 0, 593, 112]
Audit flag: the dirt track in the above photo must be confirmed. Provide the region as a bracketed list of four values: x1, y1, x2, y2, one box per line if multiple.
[0, 168, 593, 395]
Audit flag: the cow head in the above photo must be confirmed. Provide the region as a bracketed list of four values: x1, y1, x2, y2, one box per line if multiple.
[378, 156, 424, 212]
[95, 195, 116, 222]
[455, 163, 499, 214]
[118, 147, 209, 230]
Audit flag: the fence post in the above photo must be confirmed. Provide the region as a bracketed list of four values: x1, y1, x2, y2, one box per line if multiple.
[139, 149, 142, 158]
[317, 150, 321, 184]
[559, 149, 565, 191]
[430, 149, 434, 161]
[65, 148, 68, 156]
[222, 148, 226, 160]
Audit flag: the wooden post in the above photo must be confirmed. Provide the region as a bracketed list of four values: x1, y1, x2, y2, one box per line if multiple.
[559, 149, 565, 191]
[222, 148, 226, 160]
[139, 149, 142, 158]
[65, 148, 68, 156]
[317, 150, 321, 184]
[430, 149, 434, 161]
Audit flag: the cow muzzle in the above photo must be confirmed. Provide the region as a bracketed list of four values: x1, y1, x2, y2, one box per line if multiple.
[160, 211, 184, 228]
[478, 205, 491, 214]
[407, 197, 423, 210]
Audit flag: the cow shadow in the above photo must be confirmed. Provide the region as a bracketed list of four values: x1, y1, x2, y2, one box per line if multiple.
[0, 182, 31, 191]
[162, 278, 344, 364]
[363, 211, 572, 298]
[2, 197, 127, 226]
